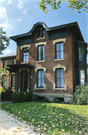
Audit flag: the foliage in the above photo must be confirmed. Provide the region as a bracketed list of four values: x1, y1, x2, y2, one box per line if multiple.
[5, 89, 10, 100]
[12, 92, 19, 103]
[53, 97, 59, 103]
[24, 91, 29, 101]
[43, 96, 49, 102]
[1, 102, 87, 135]
[0, 27, 10, 54]
[31, 94, 38, 101]
[0, 87, 5, 94]
[0, 66, 8, 86]
[19, 92, 25, 102]
[1, 92, 6, 101]
[39, 0, 88, 14]
[29, 90, 33, 101]
[73, 83, 87, 105]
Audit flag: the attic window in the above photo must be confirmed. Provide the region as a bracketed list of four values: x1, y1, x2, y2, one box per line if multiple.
[42, 30, 45, 37]
[37, 30, 40, 38]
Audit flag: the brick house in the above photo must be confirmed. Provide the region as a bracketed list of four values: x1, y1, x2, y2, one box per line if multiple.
[1, 22, 87, 103]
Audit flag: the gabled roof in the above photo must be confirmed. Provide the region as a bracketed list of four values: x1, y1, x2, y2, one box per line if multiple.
[10, 21, 84, 42]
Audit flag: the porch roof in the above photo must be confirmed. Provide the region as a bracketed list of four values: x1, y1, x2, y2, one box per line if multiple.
[7, 63, 34, 72]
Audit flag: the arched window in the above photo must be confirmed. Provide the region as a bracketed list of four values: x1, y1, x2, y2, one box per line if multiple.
[55, 68, 64, 88]
[37, 69, 44, 88]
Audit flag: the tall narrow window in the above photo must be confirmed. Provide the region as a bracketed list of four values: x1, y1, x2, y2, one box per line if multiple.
[3, 60, 7, 68]
[79, 48, 84, 61]
[37, 45, 45, 61]
[42, 30, 45, 37]
[22, 48, 29, 62]
[56, 68, 64, 88]
[2, 75, 7, 87]
[37, 70, 44, 88]
[55, 42, 64, 59]
[80, 70, 85, 85]
[12, 74, 15, 87]
[37, 30, 40, 38]
[13, 59, 16, 64]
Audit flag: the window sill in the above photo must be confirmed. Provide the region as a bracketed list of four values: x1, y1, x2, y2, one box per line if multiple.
[21, 62, 28, 64]
[53, 84, 67, 91]
[37, 37, 45, 40]
[34, 84, 46, 90]
[54, 58, 64, 61]
[37, 60, 45, 63]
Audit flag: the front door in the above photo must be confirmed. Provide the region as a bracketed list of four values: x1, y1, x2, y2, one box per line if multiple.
[20, 70, 28, 92]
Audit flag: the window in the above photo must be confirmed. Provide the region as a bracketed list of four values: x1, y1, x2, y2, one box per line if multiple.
[22, 48, 29, 62]
[55, 42, 64, 59]
[12, 74, 15, 87]
[80, 70, 85, 85]
[37, 45, 45, 61]
[42, 30, 45, 37]
[2, 75, 7, 87]
[55, 68, 64, 88]
[3, 60, 7, 68]
[37, 70, 44, 88]
[79, 48, 84, 61]
[37, 30, 40, 38]
[13, 59, 16, 64]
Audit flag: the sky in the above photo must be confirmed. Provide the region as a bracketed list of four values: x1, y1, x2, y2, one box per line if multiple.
[0, 0, 88, 59]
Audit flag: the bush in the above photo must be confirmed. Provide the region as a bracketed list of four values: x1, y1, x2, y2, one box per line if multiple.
[53, 97, 59, 103]
[24, 91, 29, 101]
[32, 94, 38, 101]
[73, 83, 87, 105]
[43, 96, 49, 102]
[1, 92, 6, 101]
[0, 87, 5, 94]
[29, 91, 33, 101]
[5, 89, 10, 100]
[12, 92, 19, 103]
[19, 92, 25, 102]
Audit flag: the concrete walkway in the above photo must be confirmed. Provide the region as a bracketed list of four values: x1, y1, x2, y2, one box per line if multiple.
[0, 102, 44, 135]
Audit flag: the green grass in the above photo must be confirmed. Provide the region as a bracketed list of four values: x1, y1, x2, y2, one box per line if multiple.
[1, 102, 88, 135]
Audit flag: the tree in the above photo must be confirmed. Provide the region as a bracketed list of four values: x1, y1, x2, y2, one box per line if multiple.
[0, 27, 10, 54]
[39, 0, 88, 14]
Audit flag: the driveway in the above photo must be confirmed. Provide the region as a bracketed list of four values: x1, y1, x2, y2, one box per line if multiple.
[0, 102, 44, 135]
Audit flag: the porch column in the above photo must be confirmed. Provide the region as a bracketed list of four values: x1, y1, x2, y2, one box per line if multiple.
[9, 70, 12, 95]
[28, 68, 31, 91]
[16, 71, 19, 93]
[22, 67, 25, 92]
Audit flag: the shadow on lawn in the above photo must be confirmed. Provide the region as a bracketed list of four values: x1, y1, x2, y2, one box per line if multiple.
[1, 102, 88, 135]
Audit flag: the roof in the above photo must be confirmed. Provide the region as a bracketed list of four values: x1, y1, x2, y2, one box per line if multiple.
[1, 53, 16, 59]
[10, 21, 84, 42]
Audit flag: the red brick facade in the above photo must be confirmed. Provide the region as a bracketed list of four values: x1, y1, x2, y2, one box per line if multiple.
[1, 22, 87, 103]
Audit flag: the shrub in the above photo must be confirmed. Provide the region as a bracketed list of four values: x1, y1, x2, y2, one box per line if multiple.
[73, 83, 87, 105]
[43, 96, 49, 102]
[53, 97, 59, 103]
[24, 91, 29, 101]
[0, 87, 5, 94]
[12, 92, 19, 103]
[32, 94, 38, 101]
[29, 91, 33, 101]
[5, 89, 10, 100]
[19, 92, 25, 102]
[1, 92, 6, 101]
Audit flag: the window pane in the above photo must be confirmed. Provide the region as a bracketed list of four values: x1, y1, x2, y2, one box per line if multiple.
[57, 78, 60, 87]
[38, 46, 44, 61]
[80, 70, 85, 79]
[60, 43, 63, 50]
[56, 69, 64, 88]
[41, 70, 44, 78]
[42, 30, 45, 37]
[38, 79, 41, 87]
[38, 70, 41, 78]
[41, 79, 44, 87]
[56, 43, 64, 59]
[38, 70, 44, 87]
[61, 78, 64, 87]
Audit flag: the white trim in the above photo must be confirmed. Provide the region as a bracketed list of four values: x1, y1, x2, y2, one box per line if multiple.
[53, 38, 66, 45]
[37, 37, 45, 40]
[53, 84, 67, 91]
[20, 44, 31, 50]
[37, 60, 45, 63]
[35, 65, 46, 72]
[35, 42, 47, 47]
[52, 64, 67, 71]
[54, 58, 64, 61]
[21, 62, 29, 64]
[34, 83, 46, 90]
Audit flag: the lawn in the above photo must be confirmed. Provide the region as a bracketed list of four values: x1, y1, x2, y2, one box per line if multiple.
[1, 102, 88, 135]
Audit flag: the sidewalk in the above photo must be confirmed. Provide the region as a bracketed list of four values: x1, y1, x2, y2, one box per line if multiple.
[0, 102, 44, 135]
